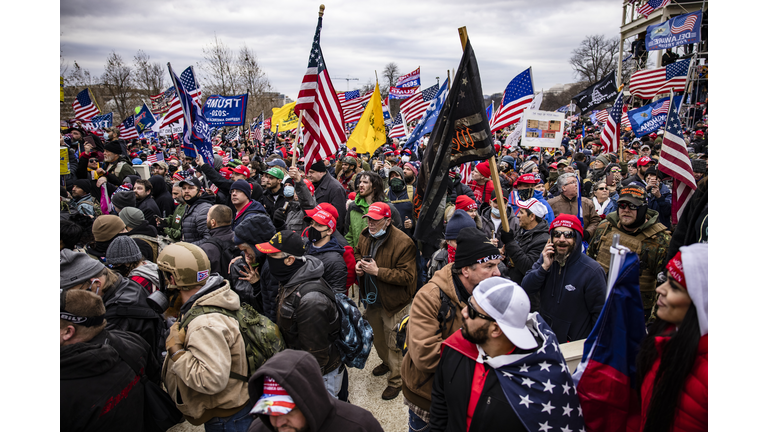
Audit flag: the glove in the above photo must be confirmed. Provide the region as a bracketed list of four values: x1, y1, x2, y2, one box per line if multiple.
[165, 321, 187, 361]
[500, 229, 516, 245]
[273, 208, 287, 227]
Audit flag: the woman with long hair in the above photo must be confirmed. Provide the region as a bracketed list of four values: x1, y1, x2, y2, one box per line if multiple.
[636, 243, 708, 431]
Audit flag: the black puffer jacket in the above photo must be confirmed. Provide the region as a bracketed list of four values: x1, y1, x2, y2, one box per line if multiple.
[61, 329, 155, 432]
[181, 193, 216, 245]
[504, 219, 550, 288]
[305, 236, 348, 294]
[137, 195, 161, 228]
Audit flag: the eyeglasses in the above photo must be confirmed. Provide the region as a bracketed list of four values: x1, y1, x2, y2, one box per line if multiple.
[610, 169, 621, 173]
[551, 230, 576, 239]
[618, 202, 639, 210]
[466, 296, 496, 322]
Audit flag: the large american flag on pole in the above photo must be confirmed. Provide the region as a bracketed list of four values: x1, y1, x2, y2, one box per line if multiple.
[629, 58, 690, 99]
[340, 90, 374, 124]
[160, 67, 203, 128]
[489, 68, 534, 132]
[599, 91, 624, 154]
[399, 83, 439, 124]
[73, 89, 100, 120]
[637, 0, 670, 18]
[295, 13, 346, 170]
[658, 100, 697, 224]
[118, 115, 139, 140]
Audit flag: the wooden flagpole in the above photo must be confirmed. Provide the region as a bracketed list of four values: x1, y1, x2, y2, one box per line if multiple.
[293, 111, 303, 167]
[457, 26, 509, 233]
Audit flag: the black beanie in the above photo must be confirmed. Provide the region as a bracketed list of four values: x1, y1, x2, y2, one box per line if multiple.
[73, 179, 91, 195]
[454, 227, 503, 269]
[309, 160, 327, 173]
[105, 141, 123, 155]
[231, 179, 252, 200]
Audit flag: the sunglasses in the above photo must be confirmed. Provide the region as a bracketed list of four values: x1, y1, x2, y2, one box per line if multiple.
[89, 158, 99, 163]
[596, 187, 607, 191]
[551, 230, 576, 239]
[618, 202, 639, 210]
[466, 296, 496, 322]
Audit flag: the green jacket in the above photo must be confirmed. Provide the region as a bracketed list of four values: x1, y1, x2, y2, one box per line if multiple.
[344, 196, 371, 249]
[163, 202, 187, 242]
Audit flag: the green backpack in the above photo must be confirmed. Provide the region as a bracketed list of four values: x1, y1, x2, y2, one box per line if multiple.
[179, 302, 285, 381]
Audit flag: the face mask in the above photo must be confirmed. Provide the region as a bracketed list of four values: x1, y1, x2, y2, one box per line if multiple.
[491, 208, 501, 218]
[267, 256, 296, 284]
[283, 185, 295, 198]
[447, 244, 456, 263]
[103, 132, 109, 141]
[402, 155, 410, 163]
[517, 188, 534, 201]
[370, 226, 387, 238]
[307, 226, 328, 243]
[389, 178, 405, 193]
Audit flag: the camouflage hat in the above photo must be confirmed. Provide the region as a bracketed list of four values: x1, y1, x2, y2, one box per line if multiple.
[156, 242, 211, 289]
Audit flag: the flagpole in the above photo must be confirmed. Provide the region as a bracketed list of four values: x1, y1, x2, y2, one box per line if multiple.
[88, 87, 102, 114]
[458, 26, 509, 233]
[293, 111, 304, 167]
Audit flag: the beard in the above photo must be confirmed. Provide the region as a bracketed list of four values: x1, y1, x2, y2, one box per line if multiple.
[461, 317, 491, 345]
[554, 241, 575, 265]
[404, 174, 415, 183]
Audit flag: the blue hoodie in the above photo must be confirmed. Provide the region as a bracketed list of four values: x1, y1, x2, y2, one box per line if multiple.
[305, 235, 348, 294]
[233, 199, 267, 229]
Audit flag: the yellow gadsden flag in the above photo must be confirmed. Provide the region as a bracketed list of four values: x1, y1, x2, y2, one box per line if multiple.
[271, 101, 299, 133]
[347, 82, 386, 155]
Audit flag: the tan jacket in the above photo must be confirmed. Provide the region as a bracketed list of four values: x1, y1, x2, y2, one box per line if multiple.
[161, 281, 249, 425]
[401, 264, 465, 411]
[547, 194, 602, 241]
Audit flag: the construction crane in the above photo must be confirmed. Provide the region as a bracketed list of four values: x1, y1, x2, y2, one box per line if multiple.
[331, 76, 359, 91]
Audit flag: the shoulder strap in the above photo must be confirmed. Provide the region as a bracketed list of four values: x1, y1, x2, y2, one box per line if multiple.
[435, 289, 457, 336]
[406, 185, 414, 202]
[179, 305, 236, 330]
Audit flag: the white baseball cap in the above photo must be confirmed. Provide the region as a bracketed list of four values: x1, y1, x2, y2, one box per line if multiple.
[473, 277, 537, 349]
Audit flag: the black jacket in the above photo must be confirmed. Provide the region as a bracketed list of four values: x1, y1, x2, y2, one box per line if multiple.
[305, 236, 348, 294]
[261, 186, 287, 224]
[137, 195, 161, 228]
[198, 162, 265, 211]
[248, 350, 383, 432]
[313, 172, 349, 234]
[199, 225, 236, 279]
[504, 219, 550, 290]
[149, 175, 175, 218]
[61, 329, 154, 432]
[181, 193, 216, 245]
[233, 200, 268, 229]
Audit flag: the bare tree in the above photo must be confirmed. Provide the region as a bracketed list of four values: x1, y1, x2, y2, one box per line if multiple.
[101, 51, 136, 120]
[66, 61, 94, 87]
[133, 50, 165, 96]
[237, 44, 273, 120]
[569, 35, 620, 85]
[382, 62, 400, 89]
[199, 34, 237, 97]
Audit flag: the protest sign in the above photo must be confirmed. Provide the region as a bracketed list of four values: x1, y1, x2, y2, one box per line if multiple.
[203, 94, 249, 127]
[521, 110, 565, 148]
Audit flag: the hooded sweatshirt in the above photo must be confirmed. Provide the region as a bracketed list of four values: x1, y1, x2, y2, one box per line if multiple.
[306, 236, 348, 294]
[149, 174, 175, 218]
[247, 349, 383, 432]
[520, 228, 607, 343]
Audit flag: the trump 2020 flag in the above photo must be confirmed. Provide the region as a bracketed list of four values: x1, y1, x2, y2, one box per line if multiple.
[572, 249, 646, 432]
[168, 63, 215, 165]
[402, 78, 449, 151]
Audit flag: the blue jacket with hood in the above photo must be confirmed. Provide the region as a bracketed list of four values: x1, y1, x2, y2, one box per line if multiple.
[520, 228, 606, 343]
[305, 235, 348, 294]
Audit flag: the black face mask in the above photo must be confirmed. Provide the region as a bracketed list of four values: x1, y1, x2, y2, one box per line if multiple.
[517, 187, 534, 201]
[307, 227, 329, 243]
[168, 165, 178, 173]
[267, 256, 299, 284]
[390, 178, 405, 193]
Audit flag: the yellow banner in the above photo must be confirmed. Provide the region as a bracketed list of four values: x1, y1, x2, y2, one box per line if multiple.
[271, 101, 299, 133]
[60, 147, 70, 175]
[60, 76, 64, 103]
[347, 83, 386, 155]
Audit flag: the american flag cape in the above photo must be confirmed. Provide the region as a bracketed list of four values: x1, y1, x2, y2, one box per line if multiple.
[72, 89, 100, 120]
[399, 83, 439, 124]
[160, 67, 203, 128]
[118, 115, 139, 140]
[489, 68, 535, 132]
[658, 100, 697, 224]
[573, 249, 645, 432]
[295, 14, 346, 170]
[629, 58, 690, 99]
[442, 315, 585, 432]
[599, 92, 624, 154]
[637, 0, 670, 18]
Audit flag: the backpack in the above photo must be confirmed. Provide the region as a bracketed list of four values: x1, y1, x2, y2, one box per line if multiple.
[396, 288, 456, 357]
[297, 280, 373, 370]
[201, 236, 240, 279]
[130, 234, 159, 263]
[341, 246, 357, 293]
[179, 302, 285, 381]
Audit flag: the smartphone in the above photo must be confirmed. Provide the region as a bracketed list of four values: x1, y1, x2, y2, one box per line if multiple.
[362, 255, 372, 263]
[605, 173, 615, 186]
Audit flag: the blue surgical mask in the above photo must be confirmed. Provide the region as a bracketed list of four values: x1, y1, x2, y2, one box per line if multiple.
[370, 226, 387, 238]
[491, 208, 501, 218]
[284, 185, 295, 198]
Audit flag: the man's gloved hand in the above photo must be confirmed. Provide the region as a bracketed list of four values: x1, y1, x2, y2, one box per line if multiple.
[500, 229, 516, 245]
[165, 321, 187, 361]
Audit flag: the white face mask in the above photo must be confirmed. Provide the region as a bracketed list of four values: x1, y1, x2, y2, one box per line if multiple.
[402, 155, 410, 163]
[103, 132, 110, 141]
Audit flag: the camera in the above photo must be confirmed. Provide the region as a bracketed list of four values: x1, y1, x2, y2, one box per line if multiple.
[146, 268, 171, 313]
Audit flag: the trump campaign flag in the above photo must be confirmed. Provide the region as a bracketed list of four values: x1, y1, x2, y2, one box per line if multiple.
[168, 63, 215, 165]
[395, 67, 420, 88]
[572, 247, 646, 432]
[134, 103, 157, 133]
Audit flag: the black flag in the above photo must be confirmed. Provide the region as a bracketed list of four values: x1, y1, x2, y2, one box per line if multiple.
[572, 72, 618, 113]
[413, 39, 494, 246]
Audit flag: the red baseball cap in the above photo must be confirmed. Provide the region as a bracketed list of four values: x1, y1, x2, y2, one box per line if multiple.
[306, 202, 339, 220]
[306, 208, 336, 232]
[549, 214, 584, 237]
[363, 202, 391, 220]
[233, 165, 251, 177]
[514, 173, 538, 186]
[455, 194, 478, 211]
[695, 130, 704, 136]
[219, 167, 233, 180]
[637, 156, 653, 166]
[303, 179, 315, 195]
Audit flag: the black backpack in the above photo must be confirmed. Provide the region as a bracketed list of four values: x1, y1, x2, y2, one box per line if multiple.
[201, 236, 240, 279]
[396, 289, 456, 357]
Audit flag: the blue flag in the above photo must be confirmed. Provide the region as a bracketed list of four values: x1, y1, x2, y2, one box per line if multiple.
[485, 102, 493, 120]
[168, 64, 215, 165]
[402, 78, 449, 151]
[134, 103, 157, 132]
[90, 113, 113, 129]
[645, 11, 702, 51]
[628, 96, 683, 137]
[203, 94, 249, 127]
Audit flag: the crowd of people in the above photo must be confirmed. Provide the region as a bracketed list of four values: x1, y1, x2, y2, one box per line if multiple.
[60, 111, 708, 432]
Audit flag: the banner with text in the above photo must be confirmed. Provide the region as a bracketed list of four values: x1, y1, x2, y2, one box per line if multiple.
[645, 11, 702, 51]
[203, 94, 249, 127]
[521, 110, 565, 148]
[572, 73, 618, 113]
[159, 120, 184, 136]
[628, 95, 683, 137]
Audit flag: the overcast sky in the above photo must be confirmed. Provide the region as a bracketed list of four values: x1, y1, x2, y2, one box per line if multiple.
[61, 0, 620, 100]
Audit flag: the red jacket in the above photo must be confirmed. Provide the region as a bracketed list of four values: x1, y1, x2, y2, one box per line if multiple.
[638, 333, 708, 432]
[469, 180, 494, 204]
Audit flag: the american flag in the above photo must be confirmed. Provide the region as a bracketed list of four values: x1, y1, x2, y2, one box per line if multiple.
[629, 58, 690, 99]
[399, 83, 439, 124]
[671, 13, 698, 34]
[251, 113, 264, 142]
[459, 162, 474, 185]
[621, 104, 630, 127]
[147, 152, 165, 164]
[651, 99, 671, 116]
[160, 67, 202, 128]
[150, 87, 176, 114]
[388, 111, 406, 139]
[168, 64, 215, 165]
[295, 14, 346, 170]
[118, 115, 139, 140]
[225, 128, 240, 141]
[382, 96, 391, 120]
[489, 68, 534, 132]
[395, 67, 420, 88]
[341, 91, 374, 124]
[599, 92, 624, 154]
[658, 101, 697, 224]
[594, 109, 609, 124]
[222, 152, 231, 165]
[72, 89, 100, 120]
[637, 0, 670, 18]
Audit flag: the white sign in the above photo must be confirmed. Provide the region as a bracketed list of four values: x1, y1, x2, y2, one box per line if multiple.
[520, 110, 565, 148]
[159, 121, 183, 136]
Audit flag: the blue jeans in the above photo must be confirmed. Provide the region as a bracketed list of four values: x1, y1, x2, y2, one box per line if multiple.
[204, 403, 253, 432]
[408, 408, 430, 432]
